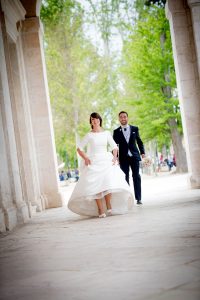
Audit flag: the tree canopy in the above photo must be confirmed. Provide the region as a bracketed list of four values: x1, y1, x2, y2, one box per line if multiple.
[40, 0, 187, 172]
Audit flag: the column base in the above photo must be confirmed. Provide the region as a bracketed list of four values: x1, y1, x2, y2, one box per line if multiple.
[188, 174, 200, 189]
[16, 203, 30, 223]
[4, 206, 18, 231]
[44, 192, 63, 209]
[1, 204, 30, 232]
[0, 209, 6, 232]
[30, 197, 43, 213]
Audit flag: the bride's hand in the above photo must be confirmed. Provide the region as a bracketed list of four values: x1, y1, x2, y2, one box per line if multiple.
[84, 157, 91, 166]
[112, 157, 118, 165]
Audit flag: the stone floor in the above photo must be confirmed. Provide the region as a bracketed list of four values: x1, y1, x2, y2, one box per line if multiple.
[0, 173, 200, 300]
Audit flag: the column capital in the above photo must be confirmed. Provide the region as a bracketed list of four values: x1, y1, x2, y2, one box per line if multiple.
[187, 0, 200, 8]
[166, 0, 188, 20]
[1, 0, 26, 42]
[21, 17, 43, 34]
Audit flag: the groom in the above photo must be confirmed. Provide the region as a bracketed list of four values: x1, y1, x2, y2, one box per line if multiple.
[113, 111, 145, 205]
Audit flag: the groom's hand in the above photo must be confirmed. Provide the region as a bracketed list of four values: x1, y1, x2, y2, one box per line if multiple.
[141, 154, 145, 159]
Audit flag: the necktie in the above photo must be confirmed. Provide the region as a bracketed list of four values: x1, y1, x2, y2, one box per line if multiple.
[123, 127, 132, 156]
[123, 127, 129, 143]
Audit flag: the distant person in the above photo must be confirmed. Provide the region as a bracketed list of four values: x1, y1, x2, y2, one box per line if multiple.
[68, 112, 134, 218]
[113, 111, 145, 205]
[165, 157, 173, 171]
[67, 169, 71, 179]
[59, 171, 65, 181]
[160, 154, 164, 166]
[168, 156, 174, 171]
[74, 169, 79, 181]
[173, 154, 176, 167]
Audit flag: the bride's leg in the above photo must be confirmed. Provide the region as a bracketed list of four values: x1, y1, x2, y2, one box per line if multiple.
[105, 193, 112, 210]
[96, 199, 104, 216]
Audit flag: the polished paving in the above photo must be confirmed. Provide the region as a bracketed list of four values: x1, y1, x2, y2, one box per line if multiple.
[0, 173, 200, 300]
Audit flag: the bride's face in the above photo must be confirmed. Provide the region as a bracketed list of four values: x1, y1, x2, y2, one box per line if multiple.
[91, 117, 100, 127]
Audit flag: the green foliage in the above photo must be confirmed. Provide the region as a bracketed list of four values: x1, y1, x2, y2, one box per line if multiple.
[121, 5, 181, 150]
[41, 0, 65, 24]
[41, 0, 183, 163]
[40, 0, 122, 166]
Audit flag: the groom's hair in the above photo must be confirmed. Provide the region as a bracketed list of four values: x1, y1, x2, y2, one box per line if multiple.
[90, 112, 102, 127]
[119, 111, 128, 117]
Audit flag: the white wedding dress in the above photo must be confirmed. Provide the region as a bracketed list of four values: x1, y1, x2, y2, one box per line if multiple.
[68, 131, 134, 217]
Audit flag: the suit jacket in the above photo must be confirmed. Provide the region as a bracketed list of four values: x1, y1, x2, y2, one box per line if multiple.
[113, 125, 145, 162]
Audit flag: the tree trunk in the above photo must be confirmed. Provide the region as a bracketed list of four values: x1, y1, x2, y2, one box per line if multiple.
[160, 32, 188, 173]
[168, 118, 188, 173]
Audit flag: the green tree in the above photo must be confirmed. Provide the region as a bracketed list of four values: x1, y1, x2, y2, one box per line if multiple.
[122, 5, 187, 172]
[41, 0, 122, 167]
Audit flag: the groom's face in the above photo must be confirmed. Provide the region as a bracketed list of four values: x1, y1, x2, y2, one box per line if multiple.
[119, 113, 128, 126]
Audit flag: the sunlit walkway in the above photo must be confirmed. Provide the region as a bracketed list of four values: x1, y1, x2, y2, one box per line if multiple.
[0, 173, 200, 300]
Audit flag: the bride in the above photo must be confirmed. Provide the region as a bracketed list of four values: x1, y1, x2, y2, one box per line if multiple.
[68, 112, 134, 218]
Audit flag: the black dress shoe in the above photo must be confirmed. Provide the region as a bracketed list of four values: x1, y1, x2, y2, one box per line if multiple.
[137, 200, 143, 205]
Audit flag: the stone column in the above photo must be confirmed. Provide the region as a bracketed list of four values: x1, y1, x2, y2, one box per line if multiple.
[0, 4, 29, 230]
[188, 0, 200, 77]
[0, 72, 17, 231]
[21, 17, 62, 207]
[166, 0, 200, 188]
[9, 38, 43, 213]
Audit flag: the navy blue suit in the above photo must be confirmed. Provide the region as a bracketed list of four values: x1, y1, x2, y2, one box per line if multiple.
[113, 125, 145, 201]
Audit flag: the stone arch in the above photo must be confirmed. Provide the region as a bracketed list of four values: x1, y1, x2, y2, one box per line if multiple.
[18, 0, 42, 17]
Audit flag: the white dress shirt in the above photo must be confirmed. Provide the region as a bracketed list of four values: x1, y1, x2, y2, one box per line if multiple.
[121, 125, 132, 156]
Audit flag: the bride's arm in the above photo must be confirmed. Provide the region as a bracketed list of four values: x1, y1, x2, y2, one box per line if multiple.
[112, 148, 118, 164]
[107, 131, 118, 164]
[77, 133, 91, 166]
[77, 148, 91, 166]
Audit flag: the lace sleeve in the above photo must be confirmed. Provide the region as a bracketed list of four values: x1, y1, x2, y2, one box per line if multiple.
[107, 131, 118, 151]
[77, 133, 89, 151]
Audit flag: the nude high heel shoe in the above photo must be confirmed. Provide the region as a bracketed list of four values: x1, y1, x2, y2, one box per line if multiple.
[99, 213, 106, 218]
[107, 209, 112, 216]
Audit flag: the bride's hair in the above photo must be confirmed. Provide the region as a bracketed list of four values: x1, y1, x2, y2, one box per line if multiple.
[90, 112, 102, 128]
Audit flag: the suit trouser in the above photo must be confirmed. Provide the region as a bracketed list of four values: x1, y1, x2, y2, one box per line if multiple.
[120, 156, 141, 201]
